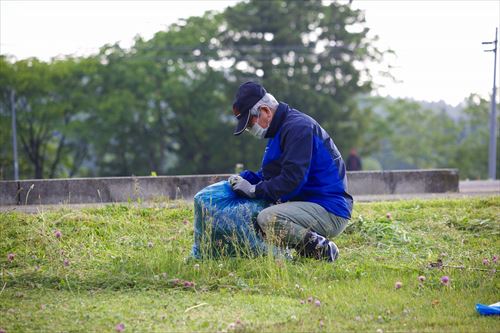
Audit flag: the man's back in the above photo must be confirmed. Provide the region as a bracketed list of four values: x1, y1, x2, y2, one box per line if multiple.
[256, 103, 353, 219]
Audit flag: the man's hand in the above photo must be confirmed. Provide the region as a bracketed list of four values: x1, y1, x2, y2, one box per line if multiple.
[232, 179, 256, 198]
[228, 175, 243, 186]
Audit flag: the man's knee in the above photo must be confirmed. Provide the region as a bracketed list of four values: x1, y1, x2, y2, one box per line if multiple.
[257, 207, 277, 231]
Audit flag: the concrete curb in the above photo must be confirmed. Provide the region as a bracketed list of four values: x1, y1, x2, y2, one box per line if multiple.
[0, 169, 459, 206]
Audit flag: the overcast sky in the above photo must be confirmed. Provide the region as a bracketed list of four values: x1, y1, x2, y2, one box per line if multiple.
[1, 0, 498, 106]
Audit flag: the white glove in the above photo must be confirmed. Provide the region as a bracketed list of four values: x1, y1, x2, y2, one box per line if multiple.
[232, 179, 256, 198]
[228, 175, 244, 186]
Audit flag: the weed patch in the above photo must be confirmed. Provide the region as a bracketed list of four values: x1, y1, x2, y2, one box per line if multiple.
[1, 197, 499, 332]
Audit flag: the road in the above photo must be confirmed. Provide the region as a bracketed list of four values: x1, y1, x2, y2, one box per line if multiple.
[356, 180, 499, 202]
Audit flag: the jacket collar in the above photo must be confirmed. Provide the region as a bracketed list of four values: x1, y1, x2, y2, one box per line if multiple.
[265, 102, 288, 138]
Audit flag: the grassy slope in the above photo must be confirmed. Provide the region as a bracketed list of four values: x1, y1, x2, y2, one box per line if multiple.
[0, 197, 499, 332]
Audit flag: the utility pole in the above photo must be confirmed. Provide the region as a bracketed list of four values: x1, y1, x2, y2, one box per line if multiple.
[10, 89, 19, 180]
[482, 28, 498, 180]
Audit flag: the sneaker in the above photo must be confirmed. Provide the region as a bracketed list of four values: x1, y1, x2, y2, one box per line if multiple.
[300, 231, 339, 262]
[320, 240, 339, 262]
[298, 231, 324, 258]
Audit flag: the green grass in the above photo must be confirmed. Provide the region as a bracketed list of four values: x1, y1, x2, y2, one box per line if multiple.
[1, 197, 499, 332]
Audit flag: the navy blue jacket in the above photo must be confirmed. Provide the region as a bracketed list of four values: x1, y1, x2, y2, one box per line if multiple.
[240, 102, 353, 219]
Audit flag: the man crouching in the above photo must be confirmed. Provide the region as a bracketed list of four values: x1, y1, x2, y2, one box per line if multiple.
[229, 81, 353, 262]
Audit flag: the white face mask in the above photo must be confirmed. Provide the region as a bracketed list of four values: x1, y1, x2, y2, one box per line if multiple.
[247, 122, 267, 139]
[246, 108, 268, 139]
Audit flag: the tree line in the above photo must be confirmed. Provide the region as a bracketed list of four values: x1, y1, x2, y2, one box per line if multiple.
[0, 0, 498, 180]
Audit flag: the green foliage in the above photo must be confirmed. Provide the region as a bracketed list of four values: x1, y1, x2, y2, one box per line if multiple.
[221, 0, 384, 155]
[453, 95, 500, 179]
[363, 95, 500, 179]
[0, 197, 499, 331]
[0, 1, 385, 179]
[0, 56, 100, 178]
[1, 1, 495, 180]
[345, 214, 413, 246]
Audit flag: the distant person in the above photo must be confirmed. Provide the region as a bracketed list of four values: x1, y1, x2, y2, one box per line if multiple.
[228, 81, 353, 262]
[346, 148, 362, 171]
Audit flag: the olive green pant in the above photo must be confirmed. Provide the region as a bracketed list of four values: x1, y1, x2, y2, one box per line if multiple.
[256, 201, 349, 247]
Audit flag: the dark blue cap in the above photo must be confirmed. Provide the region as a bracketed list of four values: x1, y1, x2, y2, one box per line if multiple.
[232, 81, 267, 135]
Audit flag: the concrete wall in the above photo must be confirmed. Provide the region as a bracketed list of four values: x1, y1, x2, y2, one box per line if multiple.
[0, 169, 458, 206]
[347, 169, 459, 195]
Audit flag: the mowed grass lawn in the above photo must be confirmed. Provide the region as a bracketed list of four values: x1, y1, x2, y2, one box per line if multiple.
[1, 197, 499, 332]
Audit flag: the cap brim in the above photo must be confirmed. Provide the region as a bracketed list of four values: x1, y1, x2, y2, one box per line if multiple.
[233, 111, 251, 136]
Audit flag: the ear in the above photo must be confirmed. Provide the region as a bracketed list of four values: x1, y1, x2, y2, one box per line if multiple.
[261, 105, 272, 117]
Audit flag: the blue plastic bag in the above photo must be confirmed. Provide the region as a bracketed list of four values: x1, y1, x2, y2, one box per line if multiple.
[476, 302, 500, 316]
[191, 181, 273, 259]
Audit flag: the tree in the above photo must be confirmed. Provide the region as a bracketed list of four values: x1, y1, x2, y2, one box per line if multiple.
[0, 1, 391, 178]
[127, 11, 272, 174]
[132, 12, 238, 174]
[364, 97, 460, 170]
[0, 56, 100, 179]
[219, 0, 387, 158]
[0, 56, 101, 179]
[361, 95, 499, 179]
[0, 56, 19, 179]
[453, 94, 500, 179]
[82, 43, 178, 176]
[85, 13, 235, 176]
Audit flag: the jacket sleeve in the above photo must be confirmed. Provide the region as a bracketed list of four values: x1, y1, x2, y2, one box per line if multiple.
[239, 169, 264, 185]
[255, 125, 313, 202]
